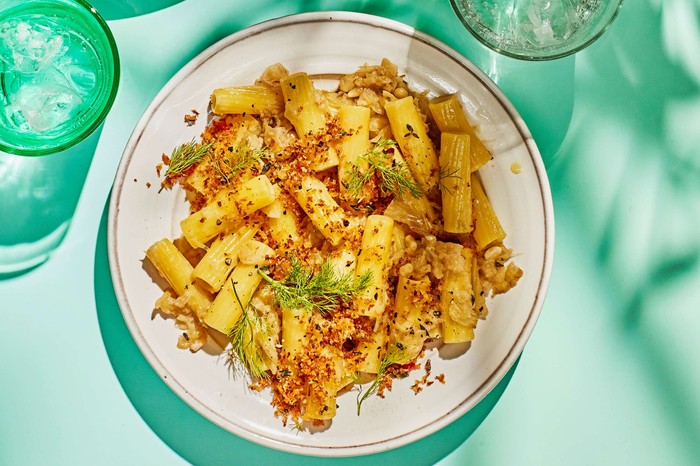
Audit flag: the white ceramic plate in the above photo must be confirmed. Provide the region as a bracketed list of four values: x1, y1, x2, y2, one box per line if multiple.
[108, 11, 554, 457]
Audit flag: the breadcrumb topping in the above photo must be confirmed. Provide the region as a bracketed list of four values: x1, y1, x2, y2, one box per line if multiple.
[150, 60, 522, 428]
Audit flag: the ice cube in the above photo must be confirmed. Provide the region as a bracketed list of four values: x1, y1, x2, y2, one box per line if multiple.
[12, 81, 83, 133]
[61, 63, 97, 97]
[527, 5, 556, 44]
[515, 0, 579, 46]
[0, 19, 66, 73]
[4, 101, 31, 133]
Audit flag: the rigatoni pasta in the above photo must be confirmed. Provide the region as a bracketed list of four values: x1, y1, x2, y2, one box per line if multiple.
[337, 105, 371, 201]
[211, 85, 281, 115]
[428, 93, 492, 172]
[281, 72, 339, 171]
[191, 225, 259, 293]
[203, 240, 274, 334]
[354, 215, 394, 319]
[439, 132, 472, 234]
[385, 96, 440, 191]
[180, 174, 276, 249]
[146, 238, 212, 319]
[147, 59, 522, 428]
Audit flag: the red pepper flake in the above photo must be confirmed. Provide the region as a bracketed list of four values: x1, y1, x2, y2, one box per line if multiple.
[400, 361, 420, 372]
[210, 119, 231, 134]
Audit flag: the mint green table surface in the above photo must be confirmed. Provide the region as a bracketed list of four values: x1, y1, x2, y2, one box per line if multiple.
[2, 0, 700, 464]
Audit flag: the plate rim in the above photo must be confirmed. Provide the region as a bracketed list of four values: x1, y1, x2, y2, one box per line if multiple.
[107, 10, 555, 457]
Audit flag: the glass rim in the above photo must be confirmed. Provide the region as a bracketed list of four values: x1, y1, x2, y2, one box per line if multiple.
[0, 0, 121, 157]
[449, 0, 625, 61]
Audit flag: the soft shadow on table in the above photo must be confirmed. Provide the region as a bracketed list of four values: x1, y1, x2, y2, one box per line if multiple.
[547, 0, 700, 462]
[0, 128, 101, 280]
[88, 0, 185, 20]
[94, 201, 517, 465]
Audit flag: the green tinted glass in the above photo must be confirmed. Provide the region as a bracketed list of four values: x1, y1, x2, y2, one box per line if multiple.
[0, 0, 119, 155]
[451, 0, 624, 60]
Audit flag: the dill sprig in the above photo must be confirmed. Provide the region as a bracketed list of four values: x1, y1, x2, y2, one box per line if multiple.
[438, 162, 463, 197]
[258, 257, 372, 315]
[228, 282, 270, 380]
[345, 138, 423, 199]
[356, 343, 406, 415]
[213, 144, 269, 184]
[164, 138, 212, 177]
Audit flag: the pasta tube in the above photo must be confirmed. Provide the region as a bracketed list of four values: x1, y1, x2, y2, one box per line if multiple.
[357, 321, 386, 374]
[384, 96, 439, 191]
[231, 287, 280, 376]
[281, 306, 308, 357]
[337, 105, 371, 201]
[472, 253, 487, 319]
[191, 224, 260, 293]
[305, 377, 339, 420]
[382, 147, 437, 235]
[181, 175, 276, 249]
[471, 173, 506, 250]
[281, 72, 338, 171]
[439, 132, 472, 234]
[210, 85, 281, 115]
[173, 235, 205, 267]
[328, 247, 357, 277]
[441, 247, 477, 343]
[305, 319, 344, 420]
[393, 275, 433, 362]
[354, 215, 394, 319]
[281, 72, 325, 136]
[145, 238, 212, 319]
[428, 94, 492, 172]
[293, 175, 348, 246]
[204, 241, 274, 335]
[262, 199, 301, 247]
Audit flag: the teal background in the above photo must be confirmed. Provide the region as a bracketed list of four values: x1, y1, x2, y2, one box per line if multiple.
[1, 0, 699, 464]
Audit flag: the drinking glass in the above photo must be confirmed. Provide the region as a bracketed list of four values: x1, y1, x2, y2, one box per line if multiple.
[451, 0, 624, 60]
[0, 0, 119, 275]
[0, 0, 119, 155]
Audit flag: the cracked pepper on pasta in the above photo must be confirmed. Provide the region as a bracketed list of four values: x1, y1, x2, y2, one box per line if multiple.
[145, 59, 522, 427]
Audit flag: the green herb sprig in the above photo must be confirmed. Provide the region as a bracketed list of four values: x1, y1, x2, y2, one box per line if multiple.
[345, 139, 423, 200]
[438, 162, 463, 197]
[228, 282, 270, 380]
[213, 145, 269, 184]
[356, 343, 406, 415]
[258, 257, 372, 315]
[164, 138, 213, 177]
